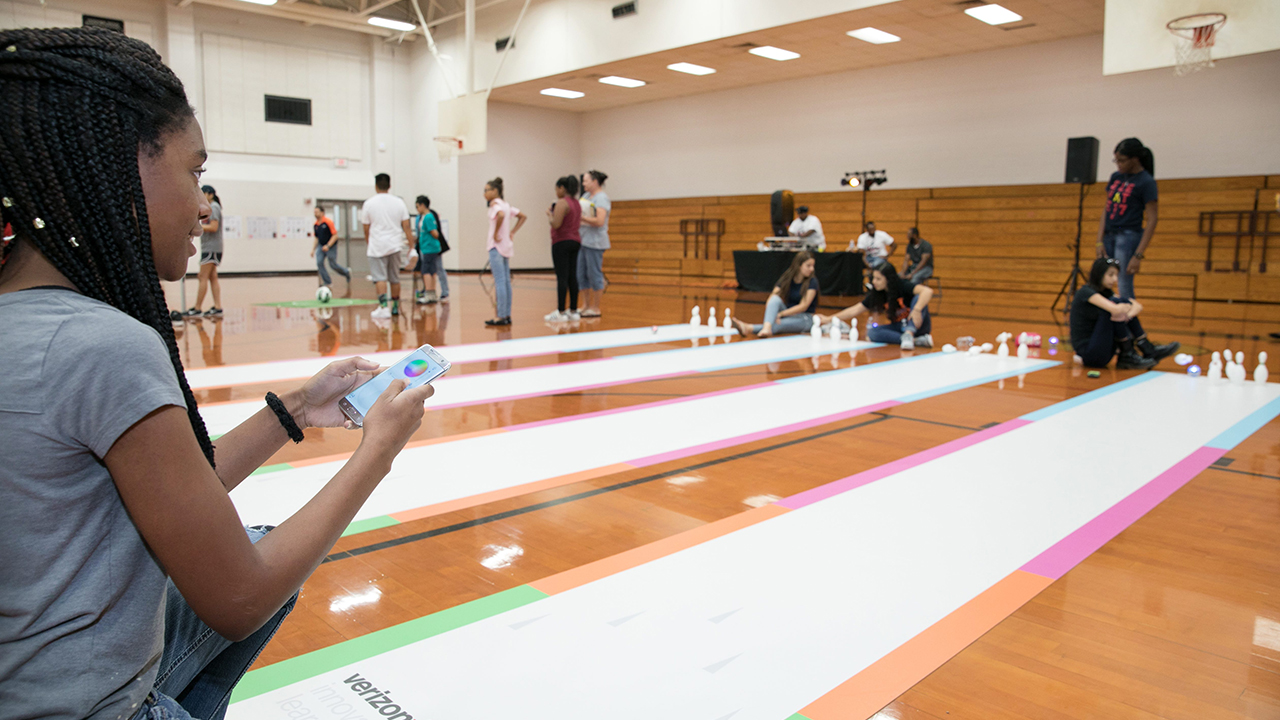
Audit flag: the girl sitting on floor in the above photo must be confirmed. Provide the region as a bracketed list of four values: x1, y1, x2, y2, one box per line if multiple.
[1069, 257, 1179, 369]
[732, 251, 820, 338]
[818, 262, 933, 349]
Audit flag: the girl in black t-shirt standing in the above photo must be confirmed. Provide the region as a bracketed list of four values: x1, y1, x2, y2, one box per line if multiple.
[1069, 257, 1179, 369]
[818, 263, 934, 350]
[731, 251, 820, 338]
[1097, 137, 1158, 300]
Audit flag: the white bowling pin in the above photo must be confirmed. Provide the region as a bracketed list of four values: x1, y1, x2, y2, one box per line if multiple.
[996, 332, 1011, 358]
[1017, 341, 1029, 360]
[829, 319, 842, 341]
[723, 308, 733, 330]
[810, 315, 823, 338]
[1256, 351, 1269, 383]
[689, 305, 701, 327]
[848, 317, 858, 342]
[1209, 351, 1223, 380]
[1233, 351, 1247, 383]
[708, 306, 717, 326]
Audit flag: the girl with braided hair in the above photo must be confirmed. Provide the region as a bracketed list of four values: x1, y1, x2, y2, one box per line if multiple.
[0, 28, 434, 720]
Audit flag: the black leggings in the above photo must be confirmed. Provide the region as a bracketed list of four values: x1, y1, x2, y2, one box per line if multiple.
[1077, 304, 1145, 367]
[552, 241, 581, 312]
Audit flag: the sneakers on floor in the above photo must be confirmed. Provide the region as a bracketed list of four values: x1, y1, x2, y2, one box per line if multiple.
[203, 307, 222, 317]
[485, 317, 512, 326]
[566, 310, 581, 321]
[914, 333, 934, 348]
[183, 307, 202, 317]
[370, 305, 392, 319]
[391, 302, 400, 317]
[415, 291, 427, 305]
[544, 310, 568, 321]
[900, 330, 916, 351]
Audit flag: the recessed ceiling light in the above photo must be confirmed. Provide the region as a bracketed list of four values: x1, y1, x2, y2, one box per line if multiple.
[964, 4, 1023, 25]
[667, 62, 716, 76]
[367, 16, 416, 32]
[235, 0, 277, 5]
[847, 27, 901, 44]
[540, 88, 585, 99]
[748, 45, 800, 61]
[598, 76, 646, 88]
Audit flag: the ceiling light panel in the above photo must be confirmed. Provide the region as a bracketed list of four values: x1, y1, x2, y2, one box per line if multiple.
[667, 62, 716, 75]
[367, 16, 416, 32]
[598, 76, 646, 88]
[964, 4, 1023, 26]
[540, 88, 585, 99]
[236, 0, 278, 5]
[847, 27, 901, 44]
[748, 46, 800, 61]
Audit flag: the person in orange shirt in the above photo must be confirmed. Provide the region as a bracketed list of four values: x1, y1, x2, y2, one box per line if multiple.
[312, 205, 351, 289]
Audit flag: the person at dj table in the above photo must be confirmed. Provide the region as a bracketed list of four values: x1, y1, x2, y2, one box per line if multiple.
[787, 205, 826, 251]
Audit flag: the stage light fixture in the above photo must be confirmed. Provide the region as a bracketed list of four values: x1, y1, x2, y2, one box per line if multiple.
[840, 176, 862, 188]
[841, 170, 886, 189]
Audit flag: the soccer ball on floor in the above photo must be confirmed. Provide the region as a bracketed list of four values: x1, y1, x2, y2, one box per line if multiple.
[316, 286, 332, 303]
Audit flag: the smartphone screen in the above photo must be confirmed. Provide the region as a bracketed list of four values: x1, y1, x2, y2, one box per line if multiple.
[341, 345, 449, 426]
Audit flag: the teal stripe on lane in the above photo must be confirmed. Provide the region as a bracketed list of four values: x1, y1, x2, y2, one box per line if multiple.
[1018, 372, 1161, 422]
[1206, 395, 1280, 449]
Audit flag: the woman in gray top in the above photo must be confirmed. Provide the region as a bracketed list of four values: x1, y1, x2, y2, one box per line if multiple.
[577, 169, 611, 317]
[0, 28, 433, 720]
[185, 184, 223, 316]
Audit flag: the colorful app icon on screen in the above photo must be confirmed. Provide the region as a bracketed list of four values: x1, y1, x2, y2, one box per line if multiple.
[403, 359, 430, 378]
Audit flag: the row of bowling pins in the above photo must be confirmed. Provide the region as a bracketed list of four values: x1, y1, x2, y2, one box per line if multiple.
[689, 305, 733, 330]
[1208, 349, 1268, 383]
[995, 332, 1031, 360]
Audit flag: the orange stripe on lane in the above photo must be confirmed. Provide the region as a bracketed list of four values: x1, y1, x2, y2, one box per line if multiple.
[387, 463, 638, 524]
[530, 504, 791, 596]
[287, 427, 509, 468]
[800, 569, 1053, 720]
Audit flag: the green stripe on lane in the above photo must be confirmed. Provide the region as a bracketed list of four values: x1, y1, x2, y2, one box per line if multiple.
[230, 585, 549, 703]
[249, 463, 294, 476]
[340, 515, 400, 537]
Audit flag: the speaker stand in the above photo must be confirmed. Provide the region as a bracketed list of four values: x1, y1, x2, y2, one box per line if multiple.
[1051, 181, 1089, 316]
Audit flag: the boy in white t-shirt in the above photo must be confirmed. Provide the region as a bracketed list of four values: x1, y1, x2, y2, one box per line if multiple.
[361, 173, 412, 318]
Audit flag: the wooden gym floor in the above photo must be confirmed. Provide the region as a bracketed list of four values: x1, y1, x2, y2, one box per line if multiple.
[167, 273, 1280, 719]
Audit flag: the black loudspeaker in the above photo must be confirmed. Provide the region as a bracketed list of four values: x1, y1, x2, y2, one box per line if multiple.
[1065, 136, 1100, 184]
[770, 190, 794, 236]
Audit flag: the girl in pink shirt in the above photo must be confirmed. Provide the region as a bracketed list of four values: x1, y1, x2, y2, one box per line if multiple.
[484, 177, 526, 326]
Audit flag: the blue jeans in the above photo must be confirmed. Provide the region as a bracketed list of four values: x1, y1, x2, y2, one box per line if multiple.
[751, 295, 813, 335]
[489, 248, 511, 318]
[315, 246, 350, 286]
[1103, 228, 1142, 299]
[906, 265, 933, 284]
[866, 293, 931, 344]
[133, 526, 297, 720]
[437, 262, 449, 298]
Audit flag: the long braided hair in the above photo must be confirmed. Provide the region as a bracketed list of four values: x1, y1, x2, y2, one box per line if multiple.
[0, 27, 216, 466]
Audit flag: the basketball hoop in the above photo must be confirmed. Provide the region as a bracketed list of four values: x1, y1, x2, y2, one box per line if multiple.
[1167, 12, 1226, 76]
[432, 135, 462, 162]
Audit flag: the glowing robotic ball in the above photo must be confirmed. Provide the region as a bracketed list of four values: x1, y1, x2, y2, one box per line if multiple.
[403, 359, 430, 378]
[1048, 336, 1059, 345]
[316, 286, 332, 303]
[1188, 364, 1202, 376]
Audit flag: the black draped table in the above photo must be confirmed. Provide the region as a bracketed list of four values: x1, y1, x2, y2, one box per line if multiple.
[732, 250, 864, 295]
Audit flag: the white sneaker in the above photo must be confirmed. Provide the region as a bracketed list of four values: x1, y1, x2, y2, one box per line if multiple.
[371, 305, 392, 319]
[544, 310, 567, 321]
[900, 330, 915, 350]
[566, 310, 581, 321]
[914, 334, 934, 348]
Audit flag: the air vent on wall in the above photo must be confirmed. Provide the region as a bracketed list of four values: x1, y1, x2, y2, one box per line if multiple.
[496, 36, 514, 51]
[612, 2, 637, 19]
[265, 96, 312, 126]
[82, 15, 124, 33]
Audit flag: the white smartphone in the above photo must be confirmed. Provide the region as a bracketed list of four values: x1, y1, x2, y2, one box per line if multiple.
[339, 344, 451, 427]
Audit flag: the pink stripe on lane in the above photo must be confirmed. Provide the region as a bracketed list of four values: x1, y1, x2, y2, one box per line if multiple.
[427, 369, 701, 411]
[777, 418, 1033, 510]
[1020, 445, 1226, 580]
[512, 381, 779, 431]
[630, 400, 905, 469]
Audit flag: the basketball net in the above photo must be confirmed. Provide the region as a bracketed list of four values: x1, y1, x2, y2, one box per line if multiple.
[1167, 13, 1226, 77]
[433, 136, 462, 163]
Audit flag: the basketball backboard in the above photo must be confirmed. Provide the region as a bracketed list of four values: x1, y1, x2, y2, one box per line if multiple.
[437, 91, 488, 156]
[1103, 0, 1280, 75]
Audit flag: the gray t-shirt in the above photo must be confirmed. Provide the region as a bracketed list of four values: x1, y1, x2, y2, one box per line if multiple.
[201, 201, 223, 255]
[0, 289, 186, 720]
[579, 191, 611, 250]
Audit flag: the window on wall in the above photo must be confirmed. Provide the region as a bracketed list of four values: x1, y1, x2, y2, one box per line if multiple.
[265, 95, 312, 126]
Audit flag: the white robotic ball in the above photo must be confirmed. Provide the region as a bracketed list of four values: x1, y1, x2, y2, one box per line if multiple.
[1187, 364, 1202, 376]
[1174, 353, 1193, 366]
[316, 286, 333, 303]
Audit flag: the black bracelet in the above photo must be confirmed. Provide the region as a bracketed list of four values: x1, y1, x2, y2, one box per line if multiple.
[265, 392, 305, 444]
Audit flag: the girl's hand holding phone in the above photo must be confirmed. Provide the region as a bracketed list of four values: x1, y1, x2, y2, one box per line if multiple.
[361, 380, 435, 460]
[290, 357, 384, 429]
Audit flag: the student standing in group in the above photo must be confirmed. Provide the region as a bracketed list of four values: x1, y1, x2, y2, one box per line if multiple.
[425, 197, 451, 303]
[184, 185, 223, 317]
[1097, 137, 1158, 300]
[412, 195, 442, 305]
[484, 177, 526, 327]
[577, 169, 611, 317]
[312, 205, 351, 291]
[902, 227, 933, 284]
[0, 28, 434, 720]
[546, 175, 582, 321]
[361, 173, 412, 319]
[730, 251, 820, 338]
[819, 262, 934, 350]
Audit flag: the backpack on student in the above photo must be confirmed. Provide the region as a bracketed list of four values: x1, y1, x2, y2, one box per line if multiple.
[429, 208, 450, 254]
